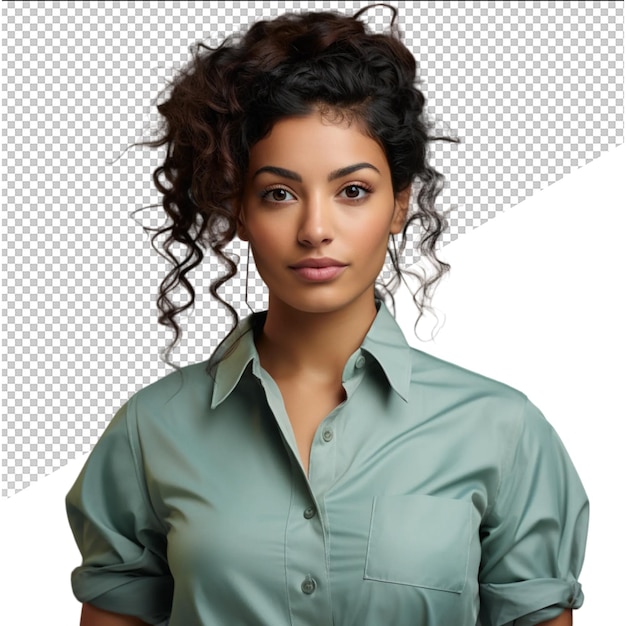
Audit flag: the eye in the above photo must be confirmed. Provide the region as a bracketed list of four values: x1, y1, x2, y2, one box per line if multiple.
[340, 184, 372, 200]
[260, 187, 295, 203]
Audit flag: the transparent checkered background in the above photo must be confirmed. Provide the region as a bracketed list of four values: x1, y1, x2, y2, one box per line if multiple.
[1, 1, 623, 497]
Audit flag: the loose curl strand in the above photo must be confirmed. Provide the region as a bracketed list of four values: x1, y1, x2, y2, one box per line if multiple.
[133, 3, 459, 372]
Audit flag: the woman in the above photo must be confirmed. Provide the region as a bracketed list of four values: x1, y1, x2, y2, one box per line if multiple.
[66, 5, 588, 625]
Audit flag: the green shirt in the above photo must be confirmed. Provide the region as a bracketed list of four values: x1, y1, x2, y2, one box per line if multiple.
[66, 302, 588, 626]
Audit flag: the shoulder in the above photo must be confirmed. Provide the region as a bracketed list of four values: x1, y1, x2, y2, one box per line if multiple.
[101, 360, 220, 472]
[409, 346, 527, 402]
[405, 346, 542, 438]
[132, 360, 214, 410]
[118, 360, 216, 437]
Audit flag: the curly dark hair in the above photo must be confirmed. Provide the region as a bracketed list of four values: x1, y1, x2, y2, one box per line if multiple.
[136, 3, 459, 371]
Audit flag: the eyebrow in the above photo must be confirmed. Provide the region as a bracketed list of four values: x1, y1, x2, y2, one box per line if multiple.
[252, 162, 381, 183]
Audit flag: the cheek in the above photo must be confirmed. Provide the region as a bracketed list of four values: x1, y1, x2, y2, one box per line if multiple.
[245, 220, 294, 276]
[344, 215, 393, 254]
[245, 217, 284, 250]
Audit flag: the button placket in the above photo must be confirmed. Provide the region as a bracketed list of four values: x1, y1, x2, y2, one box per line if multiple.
[308, 416, 337, 495]
[283, 462, 333, 624]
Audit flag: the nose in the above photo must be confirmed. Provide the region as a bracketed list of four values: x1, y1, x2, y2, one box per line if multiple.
[297, 195, 334, 247]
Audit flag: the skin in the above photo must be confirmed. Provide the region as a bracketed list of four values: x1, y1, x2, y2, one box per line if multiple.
[238, 110, 409, 472]
[79, 111, 575, 626]
[79, 604, 148, 625]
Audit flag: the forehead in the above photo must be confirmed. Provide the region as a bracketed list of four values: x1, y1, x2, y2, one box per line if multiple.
[247, 111, 389, 175]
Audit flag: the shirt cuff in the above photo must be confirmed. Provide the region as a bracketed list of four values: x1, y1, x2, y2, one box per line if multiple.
[480, 577, 583, 626]
[72, 568, 172, 625]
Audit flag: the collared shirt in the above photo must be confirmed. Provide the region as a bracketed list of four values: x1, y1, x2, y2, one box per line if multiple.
[66, 302, 588, 626]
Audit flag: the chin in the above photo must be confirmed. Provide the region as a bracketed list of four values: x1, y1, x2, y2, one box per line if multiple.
[272, 287, 376, 316]
[286, 298, 345, 315]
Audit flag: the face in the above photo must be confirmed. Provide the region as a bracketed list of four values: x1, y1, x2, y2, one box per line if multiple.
[238, 110, 409, 317]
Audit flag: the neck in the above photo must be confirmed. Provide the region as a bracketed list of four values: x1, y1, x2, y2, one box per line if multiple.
[256, 292, 378, 384]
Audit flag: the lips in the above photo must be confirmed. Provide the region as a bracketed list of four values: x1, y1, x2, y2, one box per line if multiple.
[289, 257, 348, 282]
[289, 257, 347, 269]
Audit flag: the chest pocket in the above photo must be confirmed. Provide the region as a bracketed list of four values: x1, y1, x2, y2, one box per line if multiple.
[364, 494, 471, 594]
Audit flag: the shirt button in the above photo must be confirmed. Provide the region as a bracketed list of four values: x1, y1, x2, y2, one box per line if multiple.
[301, 576, 317, 594]
[355, 355, 366, 369]
[322, 429, 334, 442]
[303, 506, 316, 519]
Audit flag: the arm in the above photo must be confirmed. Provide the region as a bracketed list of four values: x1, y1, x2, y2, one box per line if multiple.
[537, 609, 573, 626]
[80, 604, 150, 626]
[67, 401, 172, 624]
[478, 400, 588, 625]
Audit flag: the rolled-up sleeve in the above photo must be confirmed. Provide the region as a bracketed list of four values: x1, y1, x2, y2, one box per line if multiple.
[478, 398, 589, 626]
[66, 398, 172, 624]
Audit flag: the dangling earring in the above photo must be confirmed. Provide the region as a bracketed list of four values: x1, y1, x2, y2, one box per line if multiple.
[390, 232, 398, 260]
[389, 233, 402, 292]
[244, 242, 255, 313]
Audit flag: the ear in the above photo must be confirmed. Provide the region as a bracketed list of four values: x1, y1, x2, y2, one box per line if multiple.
[390, 185, 411, 235]
[236, 205, 249, 241]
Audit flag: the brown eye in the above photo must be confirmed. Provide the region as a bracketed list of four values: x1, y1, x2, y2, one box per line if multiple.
[261, 187, 294, 202]
[341, 184, 370, 200]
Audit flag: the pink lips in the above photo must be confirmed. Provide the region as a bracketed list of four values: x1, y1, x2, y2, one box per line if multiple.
[289, 257, 348, 282]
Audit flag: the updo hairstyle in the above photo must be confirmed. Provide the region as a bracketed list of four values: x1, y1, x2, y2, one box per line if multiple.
[138, 3, 458, 369]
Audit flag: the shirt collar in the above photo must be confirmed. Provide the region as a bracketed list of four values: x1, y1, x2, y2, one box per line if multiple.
[359, 301, 412, 402]
[209, 315, 260, 409]
[210, 300, 412, 409]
